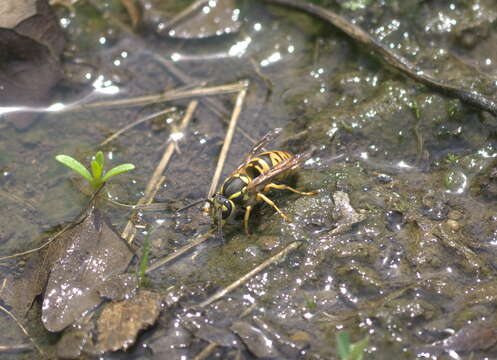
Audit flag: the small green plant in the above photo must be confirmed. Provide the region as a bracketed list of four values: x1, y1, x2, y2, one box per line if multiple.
[444, 153, 459, 165]
[56, 151, 135, 190]
[137, 230, 151, 287]
[336, 331, 369, 360]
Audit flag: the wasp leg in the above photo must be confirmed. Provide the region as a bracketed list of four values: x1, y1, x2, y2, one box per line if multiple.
[244, 205, 253, 235]
[263, 183, 317, 196]
[256, 192, 292, 222]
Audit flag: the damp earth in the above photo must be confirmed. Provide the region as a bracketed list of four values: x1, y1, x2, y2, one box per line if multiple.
[1, 0, 497, 359]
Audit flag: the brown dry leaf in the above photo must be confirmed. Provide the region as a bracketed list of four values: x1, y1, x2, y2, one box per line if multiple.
[417, 321, 497, 355]
[96, 290, 162, 353]
[41, 208, 134, 332]
[0, 0, 65, 130]
[0, 225, 78, 317]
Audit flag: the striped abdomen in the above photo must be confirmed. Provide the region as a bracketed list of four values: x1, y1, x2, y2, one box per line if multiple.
[243, 151, 292, 179]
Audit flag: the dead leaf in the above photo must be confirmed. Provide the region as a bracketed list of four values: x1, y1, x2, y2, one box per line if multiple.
[0, 0, 65, 130]
[328, 191, 366, 235]
[417, 322, 497, 355]
[0, 226, 76, 317]
[231, 321, 281, 358]
[96, 290, 161, 353]
[41, 208, 134, 332]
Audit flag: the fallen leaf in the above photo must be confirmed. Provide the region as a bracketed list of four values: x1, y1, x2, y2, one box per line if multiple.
[41, 207, 134, 332]
[0, 0, 65, 130]
[417, 322, 497, 356]
[231, 321, 281, 358]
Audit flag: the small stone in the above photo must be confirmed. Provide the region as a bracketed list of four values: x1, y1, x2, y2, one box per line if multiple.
[257, 236, 280, 251]
[290, 330, 312, 349]
[446, 220, 460, 231]
[448, 211, 463, 220]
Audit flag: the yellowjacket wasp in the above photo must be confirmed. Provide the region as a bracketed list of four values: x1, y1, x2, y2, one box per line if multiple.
[206, 128, 317, 235]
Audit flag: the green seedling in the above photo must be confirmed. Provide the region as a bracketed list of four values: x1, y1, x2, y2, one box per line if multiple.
[56, 151, 135, 190]
[137, 230, 151, 287]
[336, 331, 369, 360]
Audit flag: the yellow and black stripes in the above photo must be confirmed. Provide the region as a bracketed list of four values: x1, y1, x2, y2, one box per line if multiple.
[244, 151, 292, 178]
[212, 148, 315, 233]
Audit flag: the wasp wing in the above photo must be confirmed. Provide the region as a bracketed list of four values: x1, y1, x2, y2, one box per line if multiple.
[246, 147, 315, 194]
[233, 128, 283, 173]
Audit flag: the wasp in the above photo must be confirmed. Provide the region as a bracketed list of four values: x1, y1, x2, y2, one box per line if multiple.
[207, 128, 317, 235]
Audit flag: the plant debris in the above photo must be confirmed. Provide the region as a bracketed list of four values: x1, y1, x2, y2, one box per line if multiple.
[0, 0, 65, 129]
[41, 207, 134, 332]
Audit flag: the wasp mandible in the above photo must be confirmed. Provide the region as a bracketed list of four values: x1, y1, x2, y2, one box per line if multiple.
[206, 128, 317, 235]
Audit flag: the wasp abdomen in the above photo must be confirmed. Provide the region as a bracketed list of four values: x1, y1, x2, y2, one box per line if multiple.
[245, 151, 292, 178]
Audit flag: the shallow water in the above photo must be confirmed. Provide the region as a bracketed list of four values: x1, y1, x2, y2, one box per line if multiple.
[1, 0, 497, 359]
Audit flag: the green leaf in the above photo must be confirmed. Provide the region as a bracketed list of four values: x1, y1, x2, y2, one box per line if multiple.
[91, 160, 103, 181]
[101, 163, 135, 182]
[56, 155, 93, 182]
[336, 332, 351, 359]
[95, 151, 105, 168]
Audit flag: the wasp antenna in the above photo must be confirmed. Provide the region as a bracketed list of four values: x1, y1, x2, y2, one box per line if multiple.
[177, 198, 210, 212]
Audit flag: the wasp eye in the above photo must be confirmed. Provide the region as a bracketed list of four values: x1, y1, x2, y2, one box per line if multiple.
[221, 201, 232, 219]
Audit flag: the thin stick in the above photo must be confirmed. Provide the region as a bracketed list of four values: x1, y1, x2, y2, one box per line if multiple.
[264, 0, 497, 116]
[100, 107, 176, 146]
[0, 223, 72, 261]
[206, 81, 249, 200]
[161, 0, 208, 32]
[0, 305, 44, 356]
[121, 101, 198, 244]
[146, 229, 215, 274]
[0, 190, 37, 211]
[199, 241, 302, 308]
[68, 82, 244, 112]
[0, 344, 31, 352]
[192, 342, 217, 360]
[151, 54, 258, 144]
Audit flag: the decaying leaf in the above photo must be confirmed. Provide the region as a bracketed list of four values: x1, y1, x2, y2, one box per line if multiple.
[328, 191, 366, 235]
[95, 290, 161, 353]
[0, 225, 77, 317]
[417, 322, 497, 356]
[42, 207, 134, 332]
[231, 321, 281, 358]
[0, 0, 65, 130]
[166, 0, 241, 39]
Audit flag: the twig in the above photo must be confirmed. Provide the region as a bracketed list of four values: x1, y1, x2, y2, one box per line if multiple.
[0, 189, 37, 211]
[146, 229, 215, 274]
[120, 0, 141, 29]
[121, 101, 198, 244]
[206, 81, 249, 200]
[0, 305, 44, 357]
[0, 188, 104, 261]
[151, 54, 258, 144]
[0, 223, 72, 261]
[199, 241, 302, 308]
[100, 107, 177, 146]
[0, 344, 31, 353]
[161, 0, 208, 32]
[67, 82, 245, 111]
[263, 0, 497, 116]
[192, 342, 217, 360]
